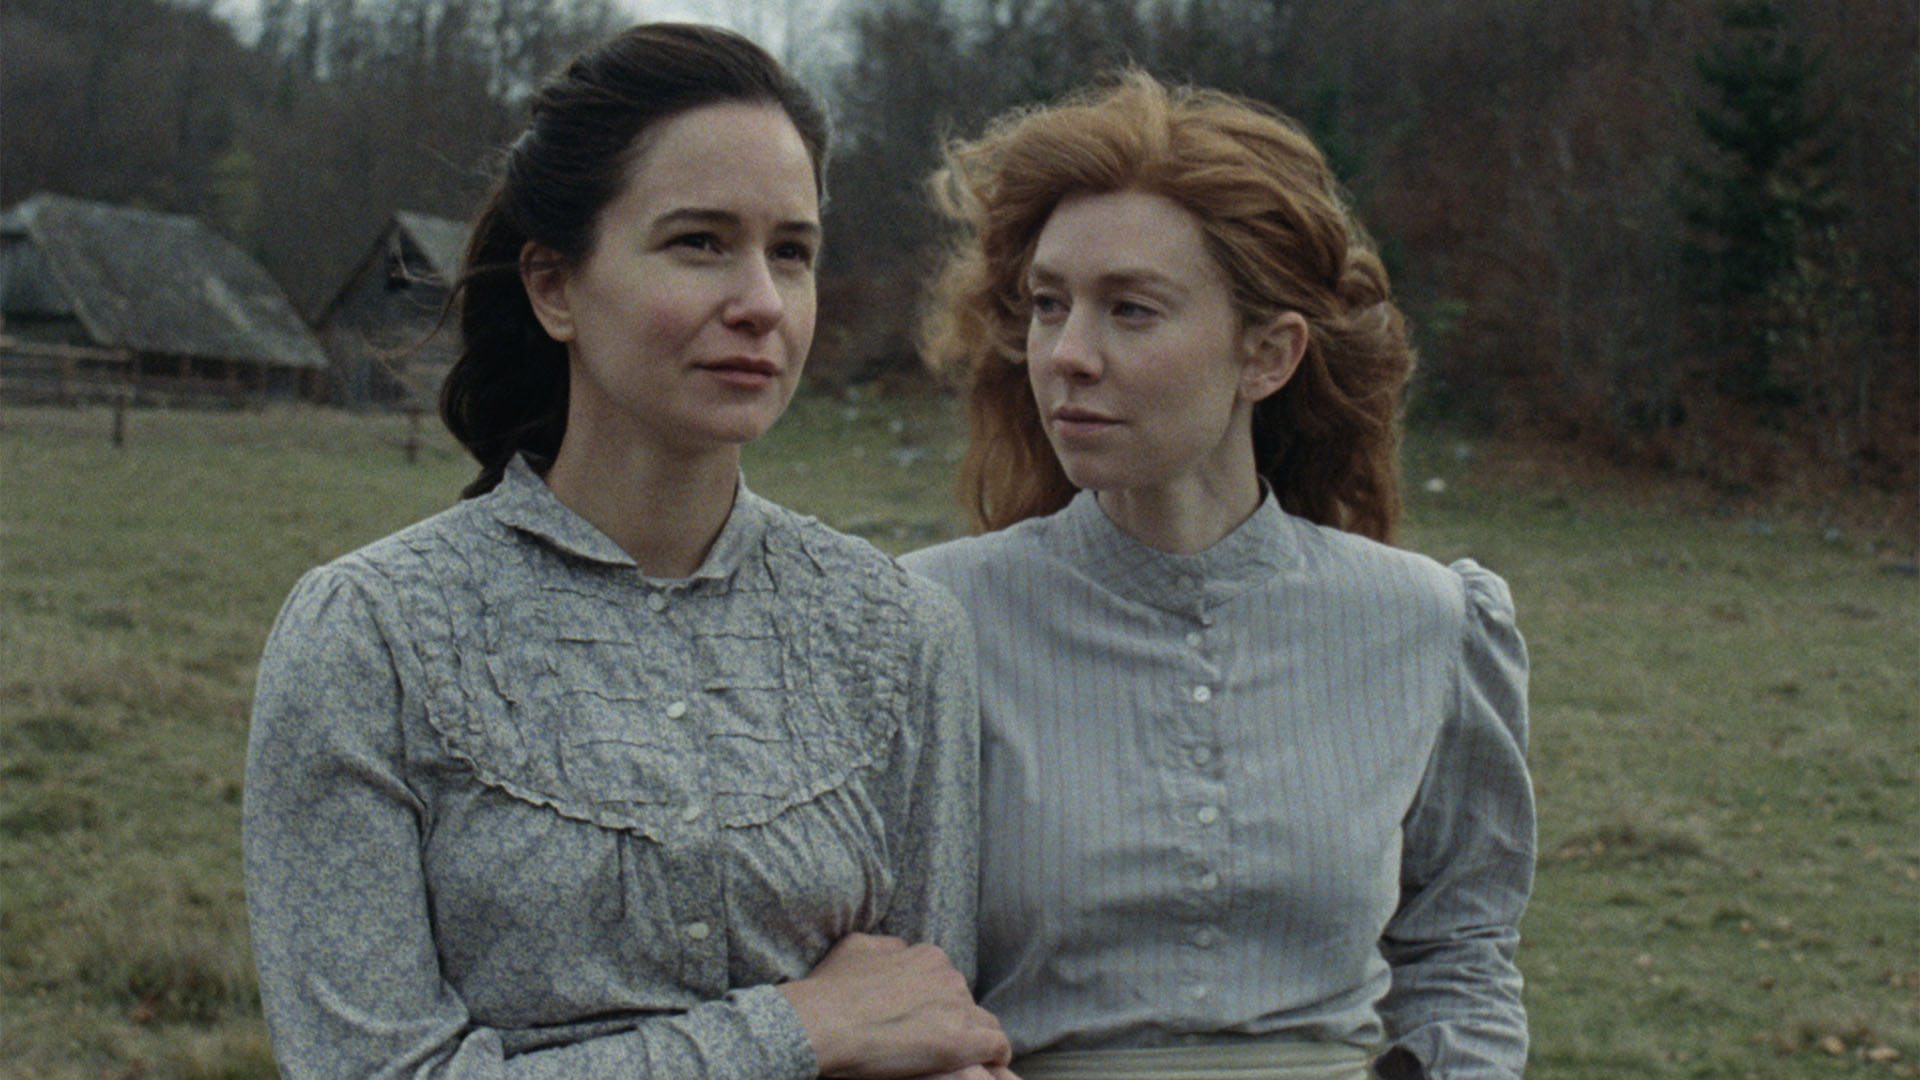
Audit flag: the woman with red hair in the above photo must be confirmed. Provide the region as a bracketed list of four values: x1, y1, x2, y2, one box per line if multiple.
[905, 71, 1534, 1080]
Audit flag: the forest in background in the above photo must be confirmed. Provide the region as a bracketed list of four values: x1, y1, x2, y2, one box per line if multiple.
[3, 0, 1915, 500]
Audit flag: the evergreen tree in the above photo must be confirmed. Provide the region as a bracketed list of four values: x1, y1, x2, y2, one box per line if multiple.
[1679, 0, 1846, 404]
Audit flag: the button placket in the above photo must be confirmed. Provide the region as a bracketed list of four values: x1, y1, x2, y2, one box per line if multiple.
[657, 838, 726, 994]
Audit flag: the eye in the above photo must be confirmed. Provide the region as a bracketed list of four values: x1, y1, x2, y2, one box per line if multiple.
[669, 232, 723, 254]
[772, 239, 816, 268]
[1029, 292, 1067, 322]
[1112, 299, 1158, 322]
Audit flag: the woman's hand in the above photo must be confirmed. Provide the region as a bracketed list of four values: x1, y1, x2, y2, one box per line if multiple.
[778, 933, 1012, 1079]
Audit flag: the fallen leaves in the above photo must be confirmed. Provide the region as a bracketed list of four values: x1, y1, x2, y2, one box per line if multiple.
[1751, 1027, 1909, 1070]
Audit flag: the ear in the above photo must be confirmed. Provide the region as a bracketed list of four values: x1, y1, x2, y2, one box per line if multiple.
[1239, 311, 1308, 404]
[520, 241, 576, 344]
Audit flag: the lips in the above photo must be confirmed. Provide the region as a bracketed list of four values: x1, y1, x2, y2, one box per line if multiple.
[699, 356, 781, 388]
[1049, 404, 1120, 438]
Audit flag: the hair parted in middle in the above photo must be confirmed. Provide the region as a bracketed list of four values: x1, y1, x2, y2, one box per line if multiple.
[439, 22, 830, 498]
[923, 70, 1413, 541]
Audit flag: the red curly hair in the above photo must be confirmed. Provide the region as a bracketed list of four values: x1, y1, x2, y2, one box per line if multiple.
[923, 70, 1413, 541]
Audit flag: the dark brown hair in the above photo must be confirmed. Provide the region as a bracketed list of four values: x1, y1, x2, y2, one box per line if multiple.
[924, 70, 1411, 540]
[440, 23, 830, 497]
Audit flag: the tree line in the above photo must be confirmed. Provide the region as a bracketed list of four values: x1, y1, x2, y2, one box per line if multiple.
[4, 0, 1913, 496]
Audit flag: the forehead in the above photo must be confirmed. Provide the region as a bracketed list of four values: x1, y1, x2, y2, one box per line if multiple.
[1029, 190, 1220, 279]
[615, 101, 820, 223]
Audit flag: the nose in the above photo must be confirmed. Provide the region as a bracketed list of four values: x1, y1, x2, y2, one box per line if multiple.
[724, 255, 785, 334]
[1036, 308, 1101, 382]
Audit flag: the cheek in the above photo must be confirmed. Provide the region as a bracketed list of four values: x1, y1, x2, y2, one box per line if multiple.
[629, 280, 711, 343]
[1024, 357, 1047, 403]
[784, 284, 818, 348]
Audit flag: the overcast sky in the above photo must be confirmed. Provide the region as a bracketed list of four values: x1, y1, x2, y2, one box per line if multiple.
[207, 0, 835, 73]
[210, 0, 782, 43]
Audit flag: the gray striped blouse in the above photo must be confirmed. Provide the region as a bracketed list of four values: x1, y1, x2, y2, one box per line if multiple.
[903, 489, 1533, 1079]
[244, 456, 979, 1078]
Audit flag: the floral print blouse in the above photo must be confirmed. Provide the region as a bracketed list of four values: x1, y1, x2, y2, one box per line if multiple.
[245, 457, 979, 1078]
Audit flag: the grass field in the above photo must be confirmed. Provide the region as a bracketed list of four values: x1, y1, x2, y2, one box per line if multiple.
[2, 398, 1915, 1079]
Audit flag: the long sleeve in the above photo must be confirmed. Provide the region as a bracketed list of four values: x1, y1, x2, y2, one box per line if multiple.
[242, 566, 818, 1080]
[874, 575, 981, 977]
[1377, 561, 1535, 1079]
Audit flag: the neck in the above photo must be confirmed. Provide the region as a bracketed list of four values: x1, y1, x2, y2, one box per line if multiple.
[544, 438, 742, 578]
[1096, 470, 1263, 555]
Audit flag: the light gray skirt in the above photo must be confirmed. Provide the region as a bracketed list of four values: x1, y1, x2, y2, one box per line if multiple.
[1012, 1041, 1373, 1080]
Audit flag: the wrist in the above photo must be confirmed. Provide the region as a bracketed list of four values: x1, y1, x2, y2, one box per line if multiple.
[777, 977, 858, 1077]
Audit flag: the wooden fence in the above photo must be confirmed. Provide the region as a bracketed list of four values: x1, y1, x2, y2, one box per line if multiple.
[0, 337, 298, 408]
[0, 338, 133, 405]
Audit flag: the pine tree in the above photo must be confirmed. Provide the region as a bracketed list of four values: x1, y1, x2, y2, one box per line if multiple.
[1679, 0, 1846, 404]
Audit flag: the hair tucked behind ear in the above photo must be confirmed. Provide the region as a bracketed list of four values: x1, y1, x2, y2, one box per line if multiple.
[923, 70, 1411, 541]
[440, 22, 829, 497]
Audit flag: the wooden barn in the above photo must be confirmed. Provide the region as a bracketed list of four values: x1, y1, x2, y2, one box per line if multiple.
[314, 210, 471, 410]
[0, 193, 327, 406]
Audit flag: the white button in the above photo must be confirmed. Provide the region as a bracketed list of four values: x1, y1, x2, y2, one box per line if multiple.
[1185, 631, 1204, 648]
[684, 921, 711, 940]
[1192, 685, 1212, 703]
[1192, 746, 1214, 765]
[680, 804, 702, 823]
[665, 700, 688, 719]
[1198, 871, 1220, 891]
[1193, 928, 1217, 948]
[647, 593, 667, 612]
[1189, 984, 1210, 1001]
[1196, 805, 1220, 825]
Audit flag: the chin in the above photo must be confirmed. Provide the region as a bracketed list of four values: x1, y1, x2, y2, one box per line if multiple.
[714, 402, 792, 444]
[1057, 462, 1126, 494]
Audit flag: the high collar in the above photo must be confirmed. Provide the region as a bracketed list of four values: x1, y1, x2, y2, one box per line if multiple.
[486, 454, 767, 583]
[1048, 487, 1302, 616]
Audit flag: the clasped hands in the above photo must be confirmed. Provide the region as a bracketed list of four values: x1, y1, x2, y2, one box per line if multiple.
[779, 933, 1019, 1080]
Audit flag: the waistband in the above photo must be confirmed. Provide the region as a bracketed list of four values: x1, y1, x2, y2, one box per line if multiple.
[1012, 1040, 1373, 1080]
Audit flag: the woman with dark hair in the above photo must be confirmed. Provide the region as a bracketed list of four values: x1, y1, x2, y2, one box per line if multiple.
[904, 72, 1533, 1080]
[245, 23, 1010, 1078]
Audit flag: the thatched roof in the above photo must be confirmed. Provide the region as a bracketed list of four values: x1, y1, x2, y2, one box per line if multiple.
[314, 209, 471, 326]
[0, 193, 325, 370]
[391, 210, 471, 283]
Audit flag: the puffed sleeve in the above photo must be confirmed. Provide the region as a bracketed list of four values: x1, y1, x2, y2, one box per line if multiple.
[1376, 560, 1534, 1080]
[242, 565, 819, 1080]
[873, 573, 981, 977]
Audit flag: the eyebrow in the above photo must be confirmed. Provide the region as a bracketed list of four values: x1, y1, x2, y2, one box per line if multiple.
[1026, 262, 1187, 297]
[651, 207, 822, 239]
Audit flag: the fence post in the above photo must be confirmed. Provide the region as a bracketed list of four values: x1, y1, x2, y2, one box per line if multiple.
[404, 405, 423, 463]
[111, 385, 129, 448]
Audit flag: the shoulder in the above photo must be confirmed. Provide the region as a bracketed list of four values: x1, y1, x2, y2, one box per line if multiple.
[760, 500, 910, 597]
[900, 517, 1051, 591]
[255, 507, 482, 698]
[313, 498, 492, 594]
[758, 502, 967, 641]
[1288, 516, 1512, 632]
[266, 498, 502, 659]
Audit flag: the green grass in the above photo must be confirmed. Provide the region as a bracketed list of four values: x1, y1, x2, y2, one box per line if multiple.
[2, 399, 1915, 1078]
